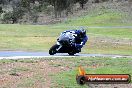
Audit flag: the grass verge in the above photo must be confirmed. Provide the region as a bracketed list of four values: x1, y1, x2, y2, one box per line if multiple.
[0, 57, 132, 88]
[0, 8, 132, 55]
[50, 57, 132, 88]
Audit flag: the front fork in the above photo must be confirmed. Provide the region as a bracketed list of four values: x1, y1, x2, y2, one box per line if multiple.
[56, 42, 62, 51]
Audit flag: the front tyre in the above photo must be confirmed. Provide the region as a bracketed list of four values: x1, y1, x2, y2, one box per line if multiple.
[49, 44, 59, 55]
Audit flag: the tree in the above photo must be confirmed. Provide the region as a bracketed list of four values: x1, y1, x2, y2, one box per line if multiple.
[77, 0, 89, 8]
[47, 0, 76, 17]
[0, 0, 89, 23]
[0, 6, 2, 13]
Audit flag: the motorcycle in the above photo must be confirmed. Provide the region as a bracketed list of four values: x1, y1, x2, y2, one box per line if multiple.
[49, 32, 80, 55]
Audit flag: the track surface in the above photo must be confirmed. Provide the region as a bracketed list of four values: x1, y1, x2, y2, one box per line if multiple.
[0, 26, 132, 59]
[0, 51, 132, 59]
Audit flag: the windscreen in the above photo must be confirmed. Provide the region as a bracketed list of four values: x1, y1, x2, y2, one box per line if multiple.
[58, 32, 75, 42]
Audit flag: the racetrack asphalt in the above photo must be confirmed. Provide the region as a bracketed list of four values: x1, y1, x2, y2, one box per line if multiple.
[0, 51, 132, 59]
[0, 26, 132, 59]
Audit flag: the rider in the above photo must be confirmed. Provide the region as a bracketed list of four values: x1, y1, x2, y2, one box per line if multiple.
[62, 27, 88, 52]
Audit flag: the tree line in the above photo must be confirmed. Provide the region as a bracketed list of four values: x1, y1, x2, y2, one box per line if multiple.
[0, 0, 90, 23]
[0, 0, 130, 23]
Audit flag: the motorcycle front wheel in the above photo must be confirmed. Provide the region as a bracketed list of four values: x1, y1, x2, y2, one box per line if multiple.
[49, 44, 59, 55]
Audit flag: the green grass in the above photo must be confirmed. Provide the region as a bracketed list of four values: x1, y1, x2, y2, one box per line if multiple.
[59, 8, 132, 26]
[0, 24, 66, 37]
[0, 9, 132, 55]
[51, 57, 132, 88]
[9, 67, 30, 76]
[17, 73, 45, 87]
[0, 58, 45, 88]
[0, 59, 38, 63]
[0, 24, 131, 55]
[0, 57, 132, 87]
[88, 28, 132, 38]
[62, 13, 123, 26]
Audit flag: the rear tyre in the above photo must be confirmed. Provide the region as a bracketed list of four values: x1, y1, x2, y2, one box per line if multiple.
[49, 44, 59, 55]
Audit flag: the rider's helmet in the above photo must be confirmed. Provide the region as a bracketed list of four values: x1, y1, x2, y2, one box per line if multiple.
[78, 27, 86, 38]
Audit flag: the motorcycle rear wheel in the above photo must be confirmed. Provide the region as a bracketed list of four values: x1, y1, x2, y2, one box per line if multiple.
[49, 44, 59, 55]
